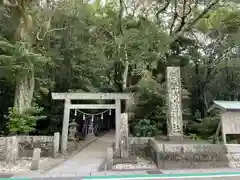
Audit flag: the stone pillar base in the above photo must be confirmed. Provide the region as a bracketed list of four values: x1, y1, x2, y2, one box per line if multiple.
[168, 133, 183, 141]
[113, 148, 120, 158]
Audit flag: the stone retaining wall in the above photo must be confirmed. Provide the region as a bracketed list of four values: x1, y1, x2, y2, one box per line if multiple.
[129, 137, 153, 145]
[128, 137, 240, 169]
[128, 137, 153, 159]
[148, 139, 229, 169]
[0, 133, 60, 161]
[0, 138, 6, 160]
[225, 144, 240, 168]
[18, 136, 54, 157]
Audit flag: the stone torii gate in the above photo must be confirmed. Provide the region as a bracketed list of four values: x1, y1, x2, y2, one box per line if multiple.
[52, 92, 132, 153]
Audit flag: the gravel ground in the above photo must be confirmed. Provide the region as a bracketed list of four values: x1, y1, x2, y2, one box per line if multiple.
[0, 158, 48, 173]
[113, 157, 157, 169]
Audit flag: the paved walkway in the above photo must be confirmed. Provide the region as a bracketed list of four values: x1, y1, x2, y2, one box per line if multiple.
[44, 131, 114, 177]
[14, 131, 114, 178]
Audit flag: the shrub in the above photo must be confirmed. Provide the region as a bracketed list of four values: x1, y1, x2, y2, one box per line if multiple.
[133, 119, 157, 137]
[6, 105, 46, 134]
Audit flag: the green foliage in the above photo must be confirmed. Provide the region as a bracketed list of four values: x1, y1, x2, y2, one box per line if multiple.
[6, 105, 46, 134]
[0, 39, 49, 77]
[133, 119, 157, 137]
[132, 71, 166, 134]
[0, 0, 239, 139]
[185, 116, 220, 140]
[197, 7, 240, 34]
[188, 134, 201, 140]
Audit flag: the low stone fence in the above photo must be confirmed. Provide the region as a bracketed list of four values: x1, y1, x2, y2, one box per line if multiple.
[127, 137, 153, 159]
[18, 135, 54, 157]
[0, 132, 60, 161]
[225, 144, 240, 168]
[148, 139, 229, 169]
[128, 137, 153, 152]
[129, 137, 153, 145]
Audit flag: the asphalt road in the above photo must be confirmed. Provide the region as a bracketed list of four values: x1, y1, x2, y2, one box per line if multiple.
[28, 176, 240, 180]
[0, 173, 13, 178]
[29, 177, 239, 180]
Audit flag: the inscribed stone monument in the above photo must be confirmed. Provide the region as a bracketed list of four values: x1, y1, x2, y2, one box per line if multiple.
[119, 113, 129, 158]
[166, 66, 183, 139]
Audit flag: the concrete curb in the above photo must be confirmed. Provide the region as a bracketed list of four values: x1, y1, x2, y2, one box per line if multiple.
[0, 173, 14, 178]
[82, 171, 240, 179]
[98, 156, 108, 171]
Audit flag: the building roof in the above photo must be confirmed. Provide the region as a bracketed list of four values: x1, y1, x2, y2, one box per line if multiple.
[208, 101, 240, 112]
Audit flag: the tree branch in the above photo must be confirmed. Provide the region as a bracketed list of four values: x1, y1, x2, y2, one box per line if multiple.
[155, 0, 170, 23]
[174, 0, 192, 33]
[170, 0, 221, 45]
[36, 26, 71, 41]
[117, 0, 124, 36]
[169, 0, 178, 36]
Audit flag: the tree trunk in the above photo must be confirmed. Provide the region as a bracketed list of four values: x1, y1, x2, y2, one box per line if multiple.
[14, 71, 34, 113]
[122, 61, 129, 91]
[121, 44, 131, 113]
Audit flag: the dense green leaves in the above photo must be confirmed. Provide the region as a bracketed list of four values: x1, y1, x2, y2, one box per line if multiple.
[6, 105, 46, 134]
[0, 0, 240, 141]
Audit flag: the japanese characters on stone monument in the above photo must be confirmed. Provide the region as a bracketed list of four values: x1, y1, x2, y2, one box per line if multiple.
[119, 113, 129, 158]
[166, 66, 183, 139]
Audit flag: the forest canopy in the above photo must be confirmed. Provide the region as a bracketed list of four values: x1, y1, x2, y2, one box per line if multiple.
[0, 0, 240, 141]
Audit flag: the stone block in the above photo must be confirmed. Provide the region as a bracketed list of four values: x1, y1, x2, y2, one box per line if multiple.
[225, 144, 240, 153]
[168, 135, 183, 141]
[128, 137, 153, 145]
[53, 132, 60, 158]
[30, 148, 41, 170]
[106, 147, 113, 170]
[5, 136, 18, 165]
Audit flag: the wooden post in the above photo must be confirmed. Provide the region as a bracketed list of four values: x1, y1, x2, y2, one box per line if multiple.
[61, 99, 71, 153]
[115, 99, 121, 150]
[220, 113, 227, 144]
[215, 121, 221, 144]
